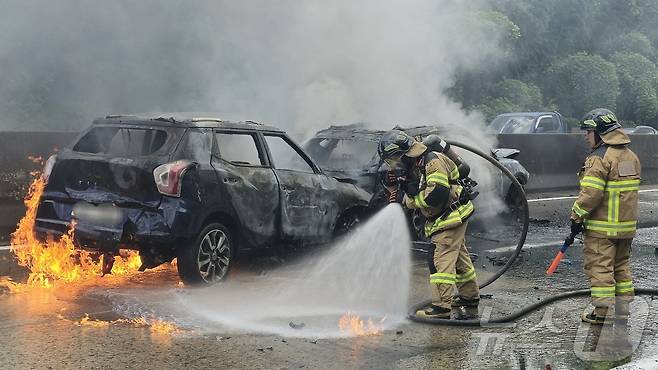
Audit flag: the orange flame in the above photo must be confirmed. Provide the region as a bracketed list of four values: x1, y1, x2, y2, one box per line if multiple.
[338, 312, 384, 336]
[69, 314, 178, 335]
[8, 176, 142, 289]
[28, 155, 43, 165]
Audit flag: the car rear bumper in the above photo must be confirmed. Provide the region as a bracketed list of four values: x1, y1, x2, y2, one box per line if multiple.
[35, 199, 177, 251]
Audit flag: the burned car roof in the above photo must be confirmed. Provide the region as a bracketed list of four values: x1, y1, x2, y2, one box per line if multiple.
[93, 113, 283, 132]
[312, 123, 449, 142]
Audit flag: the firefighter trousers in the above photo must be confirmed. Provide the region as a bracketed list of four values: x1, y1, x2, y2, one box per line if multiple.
[583, 235, 634, 317]
[428, 221, 479, 309]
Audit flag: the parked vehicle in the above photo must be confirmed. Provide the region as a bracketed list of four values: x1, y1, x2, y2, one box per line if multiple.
[622, 125, 658, 135]
[488, 112, 568, 134]
[303, 124, 530, 241]
[35, 114, 370, 285]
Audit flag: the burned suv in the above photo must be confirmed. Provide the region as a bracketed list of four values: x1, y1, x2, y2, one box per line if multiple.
[35, 114, 370, 285]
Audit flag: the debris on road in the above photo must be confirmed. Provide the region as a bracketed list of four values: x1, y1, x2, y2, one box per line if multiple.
[289, 321, 305, 329]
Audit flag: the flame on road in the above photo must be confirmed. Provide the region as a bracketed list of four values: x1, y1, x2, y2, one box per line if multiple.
[338, 312, 384, 336]
[8, 177, 142, 289]
[69, 314, 178, 335]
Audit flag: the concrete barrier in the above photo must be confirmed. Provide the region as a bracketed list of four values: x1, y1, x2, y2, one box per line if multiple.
[0, 131, 78, 233]
[1, 131, 658, 231]
[497, 133, 658, 191]
[0, 131, 78, 170]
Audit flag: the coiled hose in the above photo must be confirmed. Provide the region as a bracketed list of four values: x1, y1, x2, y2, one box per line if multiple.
[408, 141, 658, 326]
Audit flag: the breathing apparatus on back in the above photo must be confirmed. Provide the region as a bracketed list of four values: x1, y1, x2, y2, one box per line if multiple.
[421, 134, 479, 202]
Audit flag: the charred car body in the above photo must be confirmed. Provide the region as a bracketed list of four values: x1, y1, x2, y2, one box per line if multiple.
[35, 114, 370, 284]
[304, 124, 529, 241]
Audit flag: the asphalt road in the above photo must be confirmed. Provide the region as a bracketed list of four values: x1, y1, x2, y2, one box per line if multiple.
[1, 188, 658, 369]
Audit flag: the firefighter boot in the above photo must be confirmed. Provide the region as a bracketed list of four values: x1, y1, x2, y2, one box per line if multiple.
[451, 296, 480, 308]
[581, 307, 612, 325]
[416, 305, 451, 319]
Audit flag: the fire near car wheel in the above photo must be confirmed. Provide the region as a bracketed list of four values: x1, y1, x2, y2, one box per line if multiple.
[178, 222, 234, 286]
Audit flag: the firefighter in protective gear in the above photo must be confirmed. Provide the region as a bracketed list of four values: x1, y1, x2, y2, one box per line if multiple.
[571, 108, 641, 325]
[378, 130, 479, 319]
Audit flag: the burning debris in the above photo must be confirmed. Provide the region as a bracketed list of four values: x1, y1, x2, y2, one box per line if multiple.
[62, 313, 179, 335]
[7, 176, 142, 290]
[338, 312, 384, 337]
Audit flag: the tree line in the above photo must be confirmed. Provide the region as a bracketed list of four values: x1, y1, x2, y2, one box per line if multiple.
[451, 0, 658, 129]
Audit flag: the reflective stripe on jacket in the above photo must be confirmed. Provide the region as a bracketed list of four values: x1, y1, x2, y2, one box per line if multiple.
[403, 151, 474, 236]
[571, 143, 641, 239]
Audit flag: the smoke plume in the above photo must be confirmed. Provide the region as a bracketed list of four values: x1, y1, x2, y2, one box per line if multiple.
[0, 1, 506, 142]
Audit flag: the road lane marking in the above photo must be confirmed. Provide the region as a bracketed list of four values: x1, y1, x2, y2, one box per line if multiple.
[485, 240, 571, 253]
[528, 188, 658, 203]
[527, 196, 577, 202]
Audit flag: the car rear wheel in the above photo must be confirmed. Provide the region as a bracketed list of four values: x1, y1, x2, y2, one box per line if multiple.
[178, 222, 234, 286]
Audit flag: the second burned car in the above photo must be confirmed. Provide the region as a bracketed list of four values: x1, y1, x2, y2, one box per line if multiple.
[304, 123, 530, 242]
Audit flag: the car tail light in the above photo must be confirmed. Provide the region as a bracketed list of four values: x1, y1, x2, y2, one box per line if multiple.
[42, 154, 57, 184]
[153, 160, 194, 197]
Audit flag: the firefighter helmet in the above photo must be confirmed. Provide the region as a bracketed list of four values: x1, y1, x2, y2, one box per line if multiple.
[580, 108, 622, 135]
[378, 130, 414, 160]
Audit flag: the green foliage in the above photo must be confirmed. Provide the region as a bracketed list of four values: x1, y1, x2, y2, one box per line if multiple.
[601, 32, 655, 60]
[544, 52, 619, 118]
[476, 11, 521, 47]
[611, 52, 658, 123]
[473, 79, 549, 121]
[458, 0, 658, 127]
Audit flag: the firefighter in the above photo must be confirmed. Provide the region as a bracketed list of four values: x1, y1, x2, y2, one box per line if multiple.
[570, 108, 641, 325]
[378, 130, 479, 319]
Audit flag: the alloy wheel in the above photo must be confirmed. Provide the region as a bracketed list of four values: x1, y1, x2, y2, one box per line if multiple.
[197, 229, 231, 283]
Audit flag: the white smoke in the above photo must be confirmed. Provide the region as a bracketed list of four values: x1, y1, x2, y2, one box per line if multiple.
[0, 0, 506, 142]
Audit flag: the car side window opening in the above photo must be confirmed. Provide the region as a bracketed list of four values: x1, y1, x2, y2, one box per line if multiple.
[264, 135, 315, 173]
[214, 132, 265, 166]
[325, 139, 378, 170]
[176, 129, 212, 163]
[536, 117, 559, 133]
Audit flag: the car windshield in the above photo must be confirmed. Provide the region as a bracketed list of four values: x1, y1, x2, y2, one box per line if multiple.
[489, 115, 536, 134]
[305, 138, 378, 170]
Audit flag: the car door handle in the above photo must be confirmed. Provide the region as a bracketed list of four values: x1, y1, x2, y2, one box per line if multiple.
[223, 177, 239, 184]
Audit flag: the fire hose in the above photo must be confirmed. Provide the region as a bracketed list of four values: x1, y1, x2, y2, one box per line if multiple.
[408, 141, 658, 326]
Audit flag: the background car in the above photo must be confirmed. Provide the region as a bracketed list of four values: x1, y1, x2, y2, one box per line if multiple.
[488, 112, 568, 134]
[622, 125, 658, 135]
[35, 114, 370, 285]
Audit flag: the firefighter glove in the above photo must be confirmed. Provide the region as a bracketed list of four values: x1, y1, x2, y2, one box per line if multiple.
[570, 219, 583, 236]
[404, 179, 420, 196]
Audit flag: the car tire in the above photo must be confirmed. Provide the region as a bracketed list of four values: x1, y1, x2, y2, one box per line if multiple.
[505, 178, 524, 205]
[333, 211, 362, 239]
[177, 222, 234, 286]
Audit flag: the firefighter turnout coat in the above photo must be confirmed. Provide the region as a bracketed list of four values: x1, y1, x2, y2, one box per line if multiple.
[403, 151, 474, 237]
[571, 130, 641, 239]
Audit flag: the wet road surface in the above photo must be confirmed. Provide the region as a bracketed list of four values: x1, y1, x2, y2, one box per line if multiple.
[1, 189, 658, 369]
